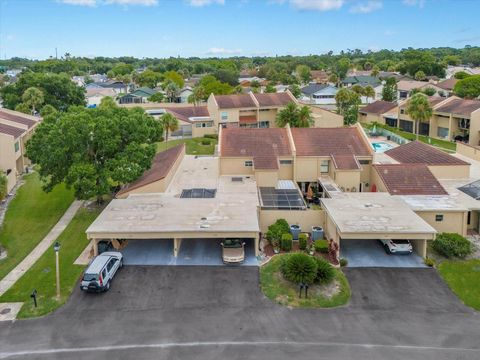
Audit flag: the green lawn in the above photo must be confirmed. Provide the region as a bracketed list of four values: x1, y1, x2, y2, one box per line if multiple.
[260, 255, 351, 308]
[438, 259, 480, 311]
[0, 173, 75, 280]
[0, 207, 100, 318]
[157, 137, 218, 155]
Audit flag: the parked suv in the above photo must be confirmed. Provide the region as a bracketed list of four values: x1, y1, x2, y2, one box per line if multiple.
[379, 239, 413, 255]
[221, 239, 245, 264]
[80, 252, 123, 292]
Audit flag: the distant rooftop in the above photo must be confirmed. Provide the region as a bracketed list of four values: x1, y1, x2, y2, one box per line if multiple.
[0, 108, 39, 129]
[360, 100, 397, 115]
[214, 94, 257, 109]
[435, 98, 480, 117]
[385, 141, 469, 166]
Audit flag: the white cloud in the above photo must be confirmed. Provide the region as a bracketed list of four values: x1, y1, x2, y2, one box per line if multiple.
[187, 0, 224, 6]
[58, 0, 158, 6]
[402, 0, 425, 8]
[349, 0, 382, 14]
[207, 47, 242, 55]
[290, 0, 344, 11]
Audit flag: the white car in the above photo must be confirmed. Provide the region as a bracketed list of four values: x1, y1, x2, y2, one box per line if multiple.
[80, 252, 123, 292]
[221, 239, 246, 264]
[379, 239, 413, 255]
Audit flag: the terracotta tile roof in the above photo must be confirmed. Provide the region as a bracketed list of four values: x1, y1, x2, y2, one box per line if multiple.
[385, 141, 469, 166]
[399, 96, 445, 109]
[397, 80, 429, 92]
[331, 154, 361, 170]
[0, 123, 26, 138]
[253, 92, 293, 107]
[435, 99, 480, 117]
[239, 115, 257, 124]
[164, 106, 210, 123]
[291, 127, 373, 157]
[0, 109, 38, 128]
[220, 128, 292, 157]
[214, 94, 257, 109]
[117, 144, 184, 196]
[360, 101, 397, 115]
[254, 155, 279, 170]
[374, 164, 448, 195]
[436, 78, 457, 91]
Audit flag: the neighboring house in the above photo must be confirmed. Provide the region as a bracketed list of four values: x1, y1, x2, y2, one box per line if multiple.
[397, 80, 444, 100]
[0, 108, 41, 193]
[238, 76, 267, 87]
[163, 105, 212, 138]
[310, 70, 329, 84]
[85, 88, 117, 107]
[359, 100, 398, 127]
[436, 78, 458, 97]
[72, 74, 107, 87]
[177, 87, 193, 103]
[5, 69, 23, 78]
[342, 76, 383, 103]
[300, 84, 338, 105]
[445, 65, 480, 79]
[118, 87, 156, 105]
[397, 96, 447, 134]
[88, 80, 128, 94]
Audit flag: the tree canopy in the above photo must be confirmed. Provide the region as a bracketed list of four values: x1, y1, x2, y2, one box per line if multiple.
[405, 93, 433, 140]
[276, 103, 313, 128]
[26, 105, 163, 202]
[335, 88, 361, 125]
[454, 75, 480, 99]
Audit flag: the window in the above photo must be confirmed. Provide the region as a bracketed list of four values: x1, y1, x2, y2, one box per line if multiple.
[399, 120, 413, 133]
[358, 160, 370, 165]
[437, 127, 449, 139]
[320, 160, 329, 173]
[107, 259, 114, 272]
[195, 121, 213, 128]
[14, 142, 20, 152]
[468, 211, 471, 225]
[385, 118, 397, 127]
[258, 121, 269, 128]
[244, 160, 253, 167]
[435, 214, 444, 222]
[221, 112, 228, 121]
[279, 159, 292, 165]
[101, 269, 107, 279]
[400, 109, 405, 114]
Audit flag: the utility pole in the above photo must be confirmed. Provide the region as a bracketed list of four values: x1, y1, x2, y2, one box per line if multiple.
[55, 47, 58, 59]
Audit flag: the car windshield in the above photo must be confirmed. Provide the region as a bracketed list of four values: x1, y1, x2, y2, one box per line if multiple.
[393, 240, 410, 244]
[83, 273, 98, 281]
[223, 239, 242, 248]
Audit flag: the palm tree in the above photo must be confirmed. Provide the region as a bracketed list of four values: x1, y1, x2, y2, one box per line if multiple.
[160, 113, 179, 148]
[164, 81, 179, 103]
[190, 85, 206, 106]
[405, 93, 433, 140]
[297, 106, 314, 128]
[22, 87, 44, 114]
[364, 85, 375, 104]
[276, 102, 299, 128]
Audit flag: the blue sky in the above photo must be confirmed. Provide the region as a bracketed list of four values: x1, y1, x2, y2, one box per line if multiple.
[1, 0, 479, 59]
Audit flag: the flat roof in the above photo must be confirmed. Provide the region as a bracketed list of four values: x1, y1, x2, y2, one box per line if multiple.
[321, 193, 436, 236]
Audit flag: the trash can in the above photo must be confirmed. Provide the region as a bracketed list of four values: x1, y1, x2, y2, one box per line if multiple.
[386, 135, 391, 141]
[290, 224, 301, 240]
[311, 226, 324, 241]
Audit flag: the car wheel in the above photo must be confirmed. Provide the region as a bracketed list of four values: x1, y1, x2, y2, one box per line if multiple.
[105, 281, 111, 291]
[119, 259, 123, 268]
[384, 245, 391, 254]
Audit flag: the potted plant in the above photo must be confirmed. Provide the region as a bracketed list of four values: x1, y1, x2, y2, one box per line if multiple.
[272, 239, 280, 254]
[307, 243, 314, 256]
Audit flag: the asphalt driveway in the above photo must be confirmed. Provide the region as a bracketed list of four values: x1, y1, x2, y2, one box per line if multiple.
[0, 266, 479, 360]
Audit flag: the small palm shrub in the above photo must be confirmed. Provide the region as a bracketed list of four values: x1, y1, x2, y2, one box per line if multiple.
[339, 258, 348, 267]
[298, 233, 308, 250]
[424, 257, 435, 267]
[204, 134, 218, 139]
[314, 239, 329, 253]
[281, 233, 293, 251]
[201, 139, 211, 145]
[432, 233, 473, 258]
[281, 253, 317, 285]
[314, 257, 335, 284]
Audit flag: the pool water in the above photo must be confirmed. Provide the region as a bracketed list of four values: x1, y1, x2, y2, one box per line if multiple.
[372, 142, 394, 153]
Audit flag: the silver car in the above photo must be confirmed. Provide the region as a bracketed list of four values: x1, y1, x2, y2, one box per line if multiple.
[80, 252, 123, 292]
[221, 239, 246, 264]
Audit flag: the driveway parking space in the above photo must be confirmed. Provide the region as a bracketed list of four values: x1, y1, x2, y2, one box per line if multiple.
[120, 238, 258, 266]
[341, 239, 426, 268]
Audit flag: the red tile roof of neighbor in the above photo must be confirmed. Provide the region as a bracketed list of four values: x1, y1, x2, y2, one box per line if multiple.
[360, 100, 397, 115]
[253, 92, 293, 107]
[254, 155, 279, 170]
[214, 94, 257, 109]
[117, 144, 184, 196]
[163, 106, 210, 123]
[220, 128, 292, 157]
[331, 154, 361, 170]
[435, 98, 480, 116]
[0, 123, 26, 138]
[290, 127, 373, 157]
[436, 78, 457, 91]
[0, 109, 38, 129]
[385, 141, 469, 166]
[374, 164, 448, 195]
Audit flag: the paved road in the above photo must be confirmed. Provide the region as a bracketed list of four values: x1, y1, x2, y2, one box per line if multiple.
[0, 266, 479, 359]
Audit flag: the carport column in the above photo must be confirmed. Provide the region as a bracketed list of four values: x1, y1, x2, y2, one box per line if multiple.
[255, 233, 260, 257]
[419, 239, 427, 258]
[174, 238, 183, 257]
[92, 239, 99, 256]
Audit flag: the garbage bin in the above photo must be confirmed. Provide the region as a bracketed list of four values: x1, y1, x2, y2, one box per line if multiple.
[290, 224, 301, 240]
[311, 226, 324, 241]
[386, 135, 391, 141]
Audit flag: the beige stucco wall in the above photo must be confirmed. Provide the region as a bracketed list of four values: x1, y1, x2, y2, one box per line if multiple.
[359, 113, 383, 125]
[456, 142, 480, 161]
[192, 124, 216, 138]
[468, 111, 480, 147]
[258, 108, 278, 127]
[0, 133, 18, 193]
[415, 211, 467, 236]
[259, 209, 325, 234]
[333, 170, 361, 192]
[255, 170, 278, 187]
[295, 157, 329, 182]
[370, 166, 389, 193]
[310, 107, 344, 128]
[219, 157, 255, 176]
[278, 157, 294, 180]
[427, 165, 470, 179]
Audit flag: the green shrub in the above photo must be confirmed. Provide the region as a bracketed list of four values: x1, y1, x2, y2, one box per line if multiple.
[339, 258, 348, 267]
[266, 219, 291, 246]
[201, 139, 211, 145]
[314, 257, 335, 284]
[0, 174, 7, 201]
[424, 257, 435, 267]
[275, 219, 290, 234]
[204, 134, 218, 139]
[298, 233, 308, 250]
[281, 253, 317, 285]
[432, 233, 473, 259]
[281, 233, 293, 251]
[314, 239, 329, 253]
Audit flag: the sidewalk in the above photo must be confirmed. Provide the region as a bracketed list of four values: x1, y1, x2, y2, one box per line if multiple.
[0, 200, 83, 297]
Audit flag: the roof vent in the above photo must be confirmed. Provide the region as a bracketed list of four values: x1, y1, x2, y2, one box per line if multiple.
[232, 177, 243, 182]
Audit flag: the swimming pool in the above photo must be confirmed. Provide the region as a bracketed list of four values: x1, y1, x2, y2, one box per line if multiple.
[372, 142, 394, 153]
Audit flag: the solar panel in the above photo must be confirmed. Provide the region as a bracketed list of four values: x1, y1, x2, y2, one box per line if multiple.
[258, 187, 306, 210]
[180, 188, 217, 198]
[459, 180, 480, 200]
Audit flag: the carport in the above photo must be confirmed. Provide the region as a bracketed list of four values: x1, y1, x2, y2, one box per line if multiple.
[321, 193, 436, 267]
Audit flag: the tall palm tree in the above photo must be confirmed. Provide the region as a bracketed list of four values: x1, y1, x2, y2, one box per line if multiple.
[297, 106, 313, 128]
[276, 102, 298, 127]
[22, 87, 44, 114]
[164, 81, 179, 103]
[363, 85, 375, 104]
[405, 93, 433, 140]
[160, 113, 179, 148]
